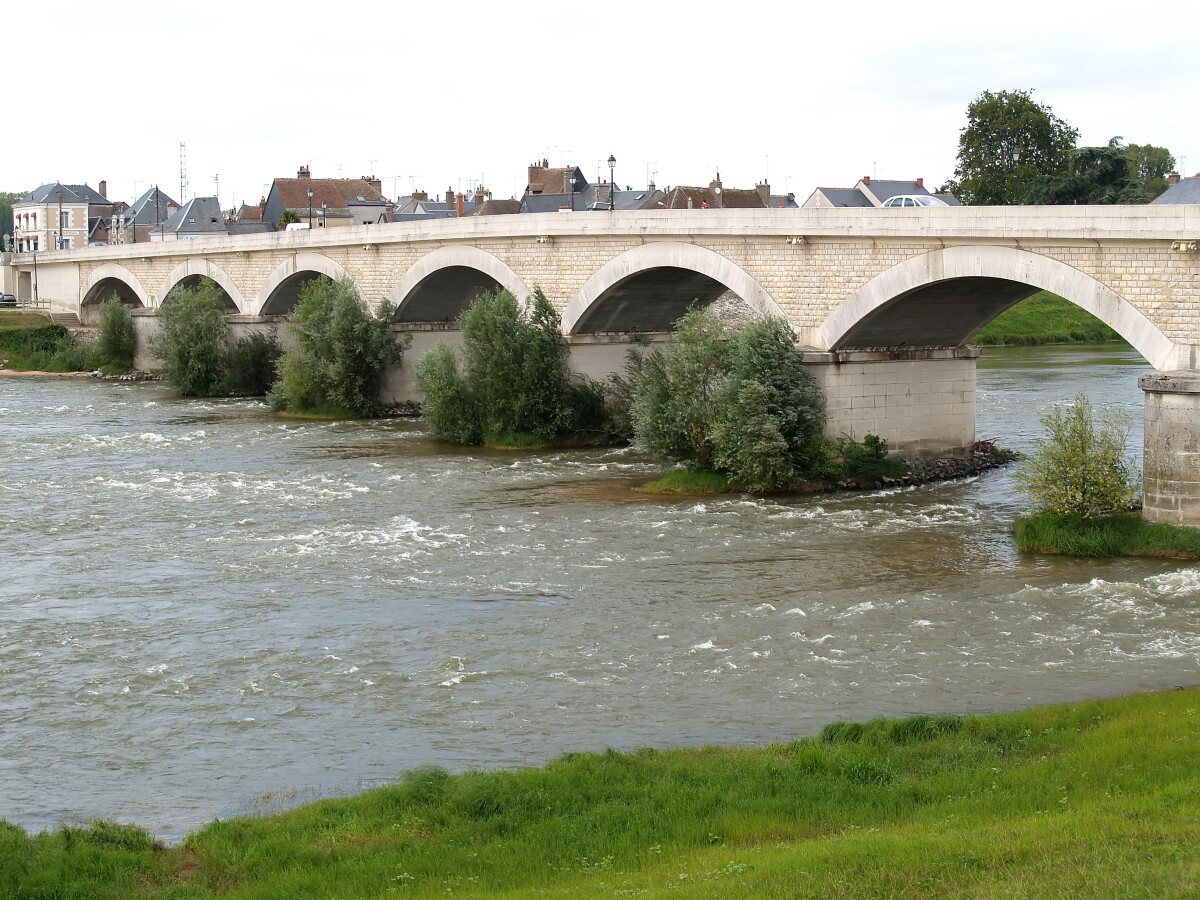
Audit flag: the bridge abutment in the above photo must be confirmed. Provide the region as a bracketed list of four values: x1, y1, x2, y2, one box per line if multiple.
[1140, 371, 1200, 526]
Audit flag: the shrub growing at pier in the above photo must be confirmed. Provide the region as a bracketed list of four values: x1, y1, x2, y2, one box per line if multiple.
[149, 282, 230, 396]
[1014, 393, 1139, 517]
[268, 276, 404, 417]
[224, 329, 282, 397]
[94, 296, 136, 371]
[415, 288, 607, 445]
[621, 308, 827, 491]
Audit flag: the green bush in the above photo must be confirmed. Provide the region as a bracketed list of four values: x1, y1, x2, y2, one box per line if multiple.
[836, 433, 909, 485]
[94, 297, 136, 371]
[150, 282, 230, 396]
[622, 307, 826, 489]
[1014, 393, 1139, 517]
[269, 276, 404, 416]
[225, 329, 282, 396]
[415, 287, 606, 444]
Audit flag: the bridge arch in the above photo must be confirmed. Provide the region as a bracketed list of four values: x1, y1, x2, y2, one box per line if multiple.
[818, 245, 1176, 369]
[80, 264, 150, 323]
[388, 245, 532, 324]
[256, 253, 360, 317]
[564, 241, 783, 334]
[156, 259, 245, 312]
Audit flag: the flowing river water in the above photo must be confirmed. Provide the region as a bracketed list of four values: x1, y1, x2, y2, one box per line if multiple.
[2, 344, 1199, 842]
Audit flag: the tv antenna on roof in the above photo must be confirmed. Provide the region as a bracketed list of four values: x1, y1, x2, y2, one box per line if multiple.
[179, 142, 188, 200]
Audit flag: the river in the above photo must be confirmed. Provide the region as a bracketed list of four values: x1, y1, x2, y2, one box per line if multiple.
[2, 344, 1198, 842]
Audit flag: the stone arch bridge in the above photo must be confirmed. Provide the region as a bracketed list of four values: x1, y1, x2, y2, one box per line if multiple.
[6, 206, 1200, 522]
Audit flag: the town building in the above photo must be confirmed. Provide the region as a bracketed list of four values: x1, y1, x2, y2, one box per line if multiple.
[151, 197, 227, 241]
[802, 176, 959, 208]
[262, 166, 391, 229]
[111, 187, 179, 244]
[12, 182, 114, 251]
[1150, 171, 1200, 204]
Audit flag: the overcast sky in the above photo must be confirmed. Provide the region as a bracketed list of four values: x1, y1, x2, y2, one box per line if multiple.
[6, 1, 1198, 210]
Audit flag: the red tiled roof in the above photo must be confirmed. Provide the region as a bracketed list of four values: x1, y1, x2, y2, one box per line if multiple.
[275, 177, 385, 211]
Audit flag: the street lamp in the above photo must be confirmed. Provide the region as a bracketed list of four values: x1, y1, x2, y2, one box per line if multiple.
[321, 199, 327, 228]
[57, 188, 64, 249]
[607, 155, 616, 211]
[307, 186, 314, 228]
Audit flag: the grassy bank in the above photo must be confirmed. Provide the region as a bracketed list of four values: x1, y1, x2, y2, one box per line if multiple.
[973, 291, 1124, 345]
[1014, 510, 1200, 558]
[0, 316, 99, 372]
[5, 688, 1200, 898]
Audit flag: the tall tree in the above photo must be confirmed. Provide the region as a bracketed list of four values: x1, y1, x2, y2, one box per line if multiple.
[1030, 137, 1141, 205]
[1124, 142, 1176, 201]
[0, 191, 25, 249]
[948, 89, 1078, 205]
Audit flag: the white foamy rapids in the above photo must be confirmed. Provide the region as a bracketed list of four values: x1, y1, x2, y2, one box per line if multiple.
[769, 502, 980, 533]
[261, 516, 468, 558]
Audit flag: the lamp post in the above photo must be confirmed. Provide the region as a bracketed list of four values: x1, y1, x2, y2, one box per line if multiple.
[307, 186, 314, 228]
[56, 188, 64, 249]
[568, 174, 576, 211]
[607, 155, 616, 211]
[321, 199, 327, 229]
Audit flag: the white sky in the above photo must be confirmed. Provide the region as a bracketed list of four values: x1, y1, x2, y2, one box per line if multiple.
[5, 1, 1198, 210]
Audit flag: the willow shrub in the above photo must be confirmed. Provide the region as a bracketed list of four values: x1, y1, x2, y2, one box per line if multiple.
[94, 297, 136, 371]
[416, 288, 605, 444]
[1014, 392, 1140, 517]
[269, 276, 404, 416]
[225, 329, 282, 397]
[621, 308, 827, 491]
[150, 282, 229, 396]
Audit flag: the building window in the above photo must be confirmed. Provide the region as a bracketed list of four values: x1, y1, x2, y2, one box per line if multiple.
[60, 211, 69, 229]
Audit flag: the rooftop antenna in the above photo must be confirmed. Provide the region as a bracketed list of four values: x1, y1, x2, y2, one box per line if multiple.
[213, 173, 220, 208]
[131, 179, 143, 199]
[388, 175, 404, 198]
[366, 159, 377, 177]
[179, 142, 188, 200]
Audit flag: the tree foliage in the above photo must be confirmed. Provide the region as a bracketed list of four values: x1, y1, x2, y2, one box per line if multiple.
[0, 190, 24, 248]
[949, 89, 1079, 205]
[225, 329, 282, 397]
[1014, 393, 1140, 517]
[1124, 142, 1177, 201]
[94, 296, 136, 371]
[269, 276, 403, 416]
[150, 282, 230, 396]
[622, 307, 826, 491]
[415, 288, 603, 444]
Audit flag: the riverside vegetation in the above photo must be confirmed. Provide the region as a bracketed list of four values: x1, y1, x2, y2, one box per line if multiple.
[3, 688, 1198, 898]
[0, 299, 135, 374]
[1012, 393, 1200, 558]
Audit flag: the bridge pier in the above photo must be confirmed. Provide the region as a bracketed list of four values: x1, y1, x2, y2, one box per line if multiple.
[806, 347, 978, 458]
[1140, 372, 1200, 526]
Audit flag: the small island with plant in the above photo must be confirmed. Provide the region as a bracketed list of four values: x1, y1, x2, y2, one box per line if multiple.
[1012, 393, 1200, 558]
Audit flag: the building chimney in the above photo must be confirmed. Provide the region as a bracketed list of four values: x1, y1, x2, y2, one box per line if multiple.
[916, 177, 923, 188]
[446, 186, 455, 211]
[99, 180, 107, 198]
[862, 176, 870, 185]
[456, 192, 464, 217]
[756, 180, 770, 205]
[362, 175, 382, 194]
[413, 190, 428, 202]
[298, 165, 311, 179]
[648, 180, 656, 191]
[1168, 171, 1181, 186]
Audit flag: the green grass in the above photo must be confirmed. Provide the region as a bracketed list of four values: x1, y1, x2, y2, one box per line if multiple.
[1014, 510, 1200, 558]
[4, 689, 1200, 897]
[636, 469, 733, 494]
[973, 291, 1125, 345]
[0, 309, 52, 329]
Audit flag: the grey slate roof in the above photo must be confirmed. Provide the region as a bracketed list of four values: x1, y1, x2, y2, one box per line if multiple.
[126, 187, 178, 225]
[1151, 177, 1200, 204]
[20, 182, 112, 206]
[859, 180, 930, 204]
[159, 197, 227, 235]
[808, 187, 873, 207]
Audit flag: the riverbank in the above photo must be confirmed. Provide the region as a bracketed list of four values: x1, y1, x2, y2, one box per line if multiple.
[973, 290, 1124, 345]
[1014, 510, 1200, 559]
[4, 687, 1198, 898]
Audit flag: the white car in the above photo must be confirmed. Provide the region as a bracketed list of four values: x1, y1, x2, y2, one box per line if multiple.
[881, 195, 949, 208]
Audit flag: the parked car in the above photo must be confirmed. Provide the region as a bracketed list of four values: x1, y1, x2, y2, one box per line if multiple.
[881, 195, 949, 208]
[0, 293, 17, 307]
